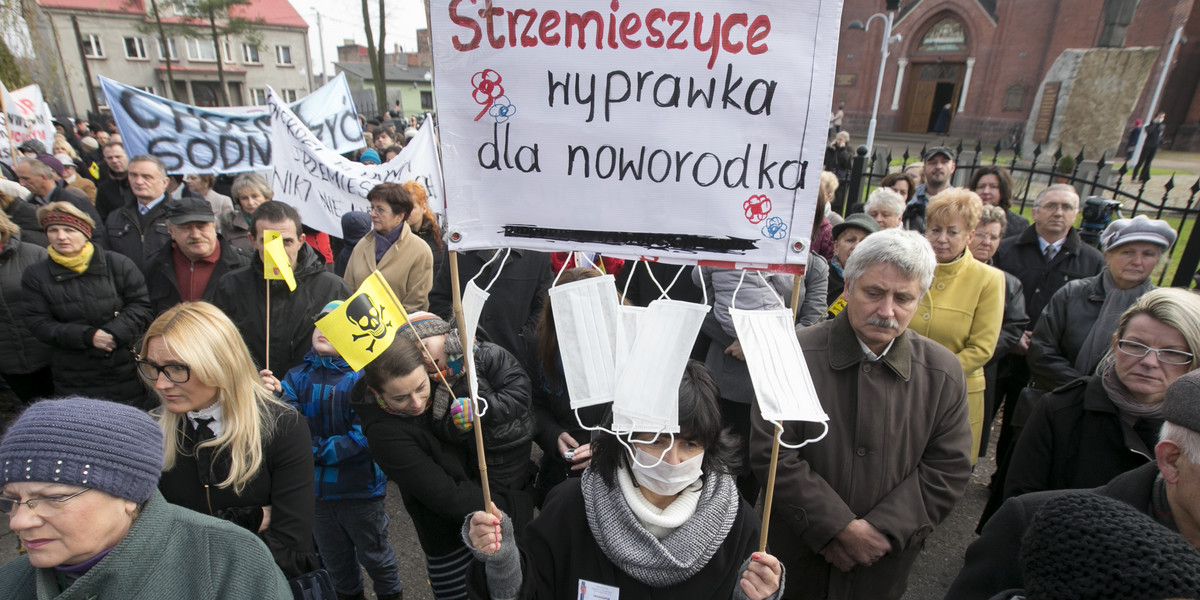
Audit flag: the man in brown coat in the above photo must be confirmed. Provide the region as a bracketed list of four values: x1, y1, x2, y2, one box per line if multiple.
[750, 228, 972, 600]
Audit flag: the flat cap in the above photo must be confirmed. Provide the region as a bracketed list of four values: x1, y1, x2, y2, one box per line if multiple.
[1164, 369, 1200, 432]
[1101, 214, 1176, 252]
[832, 213, 880, 240]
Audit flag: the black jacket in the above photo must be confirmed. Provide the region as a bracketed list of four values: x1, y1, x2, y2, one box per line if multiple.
[0, 237, 52, 375]
[1002, 209, 1028, 240]
[95, 176, 132, 222]
[211, 243, 351, 376]
[429, 249, 552, 369]
[1003, 375, 1159, 501]
[143, 235, 250, 316]
[3, 198, 47, 247]
[157, 403, 319, 579]
[20, 246, 152, 406]
[946, 462, 1161, 600]
[992, 226, 1104, 328]
[32, 182, 107, 247]
[439, 341, 535, 476]
[104, 198, 172, 274]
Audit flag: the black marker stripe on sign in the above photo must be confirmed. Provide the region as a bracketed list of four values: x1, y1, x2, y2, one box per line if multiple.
[502, 225, 758, 254]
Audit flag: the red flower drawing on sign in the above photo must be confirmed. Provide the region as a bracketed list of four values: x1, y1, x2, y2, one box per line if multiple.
[471, 69, 505, 122]
[744, 195, 772, 224]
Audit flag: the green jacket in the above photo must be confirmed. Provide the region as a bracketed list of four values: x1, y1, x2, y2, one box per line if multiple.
[0, 490, 292, 599]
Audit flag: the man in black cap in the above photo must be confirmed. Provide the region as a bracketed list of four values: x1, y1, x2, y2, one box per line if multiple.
[903, 146, 956, 232]
[826, 212, 879, 309]
[143, 196, 250, 316]
[946, 367, 1200, 599]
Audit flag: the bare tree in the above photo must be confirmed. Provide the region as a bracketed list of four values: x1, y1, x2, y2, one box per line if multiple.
[361, 0, 386, 117]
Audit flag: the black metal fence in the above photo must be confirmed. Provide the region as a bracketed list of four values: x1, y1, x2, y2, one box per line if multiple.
[845, 141, 1200, 287]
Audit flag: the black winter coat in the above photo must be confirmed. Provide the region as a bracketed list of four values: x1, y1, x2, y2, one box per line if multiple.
[3, 198, 47, 247]
[20, 246, 152, 406]
[0, 237, 52, 375]
[1003, 375, 1159, 501]
[992, 226, 1104, 329]
[438, 341, 534, 479]
[143, 236, 250, 316]
[105, 199, 172, 274]
[946, 462, 1161, 600]
[211, 244, 351, 376]
[95, 177, 132, 222]
[353, 380, 529, 557]
[430, 249, 552, 370]
[157, 403, 319, 579]
[1002, 209, 1028, 240]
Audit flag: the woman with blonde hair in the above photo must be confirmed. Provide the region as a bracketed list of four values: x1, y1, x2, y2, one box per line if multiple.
[907, 189, 1005, 462]
[22, 201, 152, 406]
[140, 301, 318, 578]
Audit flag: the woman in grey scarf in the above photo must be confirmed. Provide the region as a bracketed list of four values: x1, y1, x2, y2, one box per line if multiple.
[1003, 288, 1200, 500]
[1027, 215, 1177, 391]
[463, 361, 784, 600]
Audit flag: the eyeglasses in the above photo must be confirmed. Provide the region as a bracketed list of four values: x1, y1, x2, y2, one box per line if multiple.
[1035, 202, 1077, 214]
[1116, 340, 1194, 365]
[0, 488, 90, 515]
[135, 359, 191, 383]
[368, 206, 391, 215]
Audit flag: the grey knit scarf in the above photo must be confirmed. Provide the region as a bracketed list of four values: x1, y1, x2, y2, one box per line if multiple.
[581, 466, 738, 588]
[1074, 270, 1152, 376]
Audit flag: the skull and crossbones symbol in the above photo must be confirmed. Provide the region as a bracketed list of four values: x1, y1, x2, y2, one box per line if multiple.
[345, 294, 392, 352]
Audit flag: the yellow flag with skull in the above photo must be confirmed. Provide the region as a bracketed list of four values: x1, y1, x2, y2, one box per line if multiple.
[315, 270, 410, 370]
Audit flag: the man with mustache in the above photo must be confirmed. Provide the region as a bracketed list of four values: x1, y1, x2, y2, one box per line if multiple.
[142, 197, 249, 316]
[750, 228, 972, 600]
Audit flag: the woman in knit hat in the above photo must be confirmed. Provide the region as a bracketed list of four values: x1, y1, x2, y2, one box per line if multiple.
[140, 301, 320, 579]
[0, 396, 293, 599]
[20, 201, 153, 407]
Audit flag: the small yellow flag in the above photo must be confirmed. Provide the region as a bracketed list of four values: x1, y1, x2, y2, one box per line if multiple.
[263, 230, 296, 292]
[88, 161, 100, 180]
[316, 271, 411, 370]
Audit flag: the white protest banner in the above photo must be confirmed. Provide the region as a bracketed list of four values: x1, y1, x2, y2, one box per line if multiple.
[0, 104, 13, 167]
[99, 72, 365, 174]
[6, 84, 57, 149]
[269, 89, 444, 237]
[430, 0, 840, 270]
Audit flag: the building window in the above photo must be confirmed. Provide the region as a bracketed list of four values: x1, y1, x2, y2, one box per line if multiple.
[81, 34, 104, 58]
[156, 38, 178, 61]
[223, 40, 235, 63]
[124, 37, 147, 60]
[275, 45, 292, 65]
[138, 86, 156, 95]
[280, 89, 298, 103]
[251, 88, 268, 105]
[917, 18, 967, 53]
[243, 44, 260, 64]
[186, 38, 217, 62]
[1003, 83, 1027, 112]
[421, 91, 433, 110]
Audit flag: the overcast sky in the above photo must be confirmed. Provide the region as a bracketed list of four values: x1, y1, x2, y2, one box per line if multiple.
[289, 0, 429, 78]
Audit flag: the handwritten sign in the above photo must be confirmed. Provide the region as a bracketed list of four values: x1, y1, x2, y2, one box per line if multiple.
[430, 0, 841, 268]
[269, 88, 444, 237]
[4, 84, 56, 149]
[100, 73, 365, 174]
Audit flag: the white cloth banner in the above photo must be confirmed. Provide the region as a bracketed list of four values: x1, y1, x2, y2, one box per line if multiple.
[430, 0, 841, 268]
[99, 73, 365, 174]
[5, 84, 56, 149]
[269, 88, 445, 237]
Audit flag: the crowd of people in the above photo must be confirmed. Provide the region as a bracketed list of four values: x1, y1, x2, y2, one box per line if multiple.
[1, 112, 1199, 600]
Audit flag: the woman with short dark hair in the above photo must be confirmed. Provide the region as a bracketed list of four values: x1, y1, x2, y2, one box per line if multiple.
[344, 182, 434, 311]
[968, 166, 1026, 239]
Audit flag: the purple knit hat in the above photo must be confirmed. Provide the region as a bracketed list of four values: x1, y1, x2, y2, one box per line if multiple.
[0, 397, 163, 503]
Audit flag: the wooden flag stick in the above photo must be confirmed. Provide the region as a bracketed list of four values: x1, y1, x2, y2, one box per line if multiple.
[758, 274, 804, 552]
[449, 251, 493, 513]
[265, 280, 271, 371]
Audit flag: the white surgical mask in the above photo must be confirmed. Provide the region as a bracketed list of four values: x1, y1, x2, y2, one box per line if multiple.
[550, 274, 619, 408]
[630, 446, 704, 496]
[461, 279, 488, 402]
[612, 299, 708, 434]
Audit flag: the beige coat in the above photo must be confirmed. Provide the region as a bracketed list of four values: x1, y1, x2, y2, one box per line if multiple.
[344, 222, 433, 312]
[750, 312, 971, 600]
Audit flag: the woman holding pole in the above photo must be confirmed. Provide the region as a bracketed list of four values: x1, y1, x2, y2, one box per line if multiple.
[464, 361, 784, 599]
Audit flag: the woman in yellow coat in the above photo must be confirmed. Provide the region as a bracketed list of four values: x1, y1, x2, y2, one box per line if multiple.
[908, 189, 1004, 463]
[344, 182, 434, 312]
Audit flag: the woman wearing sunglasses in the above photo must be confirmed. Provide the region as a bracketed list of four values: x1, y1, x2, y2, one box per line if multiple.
[1003, 288, 1200, 500]
[138, 301, 319, 579]
[0, 396, 292, 598]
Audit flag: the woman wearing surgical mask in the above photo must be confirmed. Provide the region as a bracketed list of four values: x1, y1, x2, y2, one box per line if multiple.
[464, 361, 785, 600]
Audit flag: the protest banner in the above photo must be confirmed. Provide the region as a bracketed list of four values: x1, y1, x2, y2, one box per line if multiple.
[99, 73, 365, 174]
[4, 84, 56, 148]
[430, 0, 841, 270]
[0, 109, 13, 167]
[269, 89, 445, 237]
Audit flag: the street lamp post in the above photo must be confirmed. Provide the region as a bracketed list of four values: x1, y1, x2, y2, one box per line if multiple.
[848, 12, 900, 161]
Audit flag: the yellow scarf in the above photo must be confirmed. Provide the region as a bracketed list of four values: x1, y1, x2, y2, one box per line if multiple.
[48, 242, 95, 274]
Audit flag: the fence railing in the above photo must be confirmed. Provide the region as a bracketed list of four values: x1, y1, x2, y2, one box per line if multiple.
[845, 140, 1200, 287]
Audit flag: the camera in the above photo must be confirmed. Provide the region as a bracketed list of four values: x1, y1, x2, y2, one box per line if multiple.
[1080, 196, 1123, 248]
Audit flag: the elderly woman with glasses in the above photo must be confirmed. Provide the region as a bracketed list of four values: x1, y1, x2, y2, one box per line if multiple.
[344, 182, 434, 312]
[139, 301, 319, 579]
[0, 396, 293, 598]
[1003, 288, 1200, 500]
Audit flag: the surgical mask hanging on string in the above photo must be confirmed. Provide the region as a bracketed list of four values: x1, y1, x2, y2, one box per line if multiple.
[550, 274, 620, 409]
[612, 299, 709, 434]
[461, 248, 509, 415]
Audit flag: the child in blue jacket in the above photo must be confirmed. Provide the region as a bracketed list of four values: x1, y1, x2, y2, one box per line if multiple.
[282, 301, 402, 600]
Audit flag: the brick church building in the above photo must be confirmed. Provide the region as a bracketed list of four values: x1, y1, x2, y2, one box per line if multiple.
[833, 0, 1200, 151]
